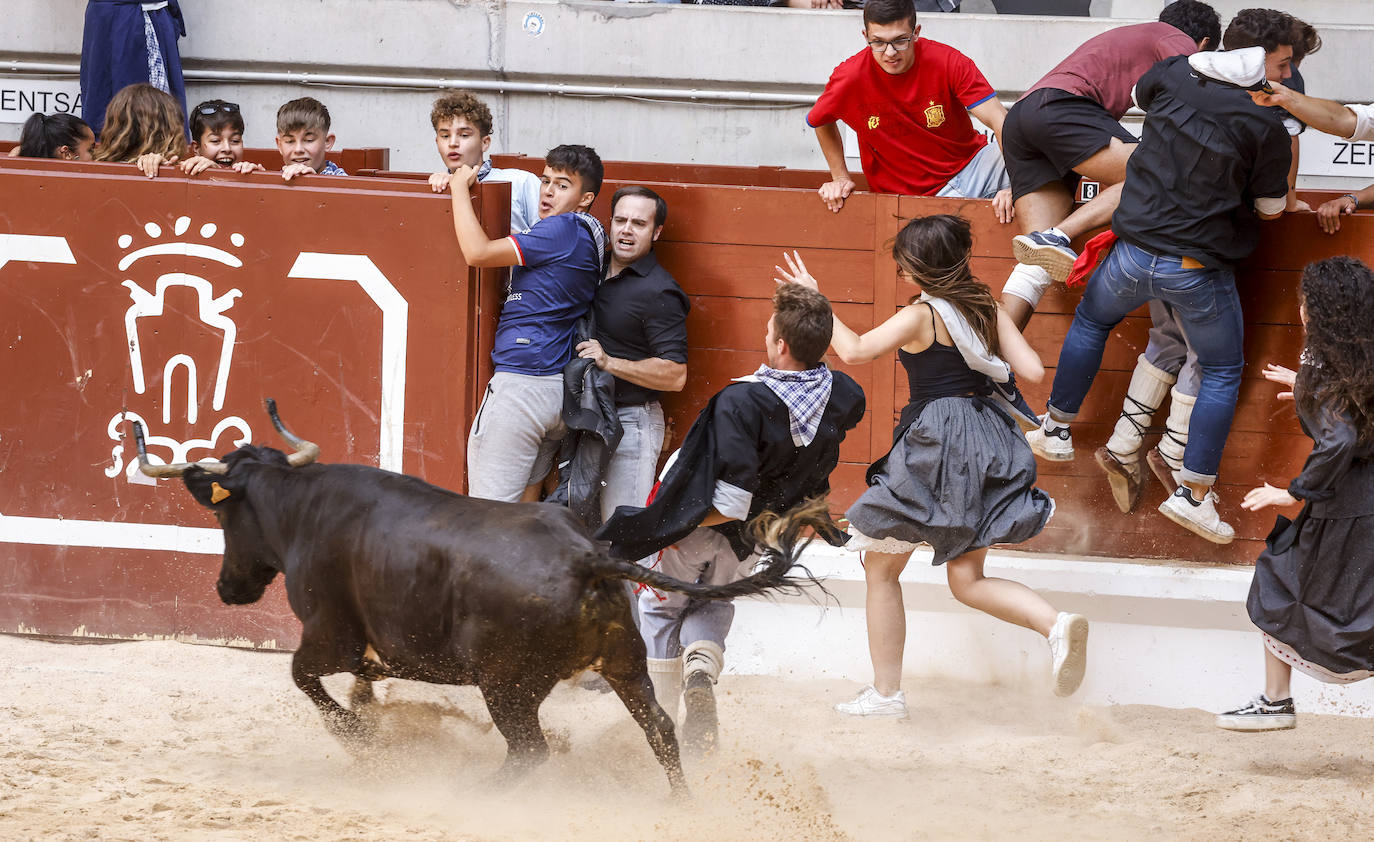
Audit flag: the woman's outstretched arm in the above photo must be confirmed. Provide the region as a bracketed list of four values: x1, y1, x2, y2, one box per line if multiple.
[995, 305, 1045, 383]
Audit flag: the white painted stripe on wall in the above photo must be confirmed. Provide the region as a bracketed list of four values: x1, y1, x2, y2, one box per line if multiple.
[0, 512, 224, 554]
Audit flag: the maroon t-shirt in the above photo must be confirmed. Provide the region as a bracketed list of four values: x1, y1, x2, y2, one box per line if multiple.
[1026, 21, 1198, 120]
[808, 39, 997, 196]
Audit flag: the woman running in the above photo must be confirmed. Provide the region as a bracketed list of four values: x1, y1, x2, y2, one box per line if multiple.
[777, 214, 1088, 717]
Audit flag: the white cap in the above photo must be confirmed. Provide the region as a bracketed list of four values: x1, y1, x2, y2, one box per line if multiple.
[1188, 46, 1271, 92]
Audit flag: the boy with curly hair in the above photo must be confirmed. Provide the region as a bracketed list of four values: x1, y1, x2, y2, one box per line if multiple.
[427, 91, 541, 234]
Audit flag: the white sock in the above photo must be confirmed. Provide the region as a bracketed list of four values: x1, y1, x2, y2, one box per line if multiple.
[1044, 415, 1071, 434]
[1106, 355, 1177, 459]
[1046, 227, 1070, 243]
[1158, 388, 1195, 468]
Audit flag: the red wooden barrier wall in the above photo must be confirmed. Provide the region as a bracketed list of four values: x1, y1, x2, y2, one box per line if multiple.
[0, 157, 503, 644]
[1, 141, 389, 174]
[2, 154, 1370, 645]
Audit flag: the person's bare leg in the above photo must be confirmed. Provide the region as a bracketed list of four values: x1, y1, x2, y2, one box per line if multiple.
[1053, 138, 1136, 240]
[1072, 137, 1134, 186]
[1264, 644, 1293, 700]
[1015, 185, 1076, 236]
[862, 551, 912, 696]
[1004, 185, 1074, 330]
[945, 548, 1058, 636]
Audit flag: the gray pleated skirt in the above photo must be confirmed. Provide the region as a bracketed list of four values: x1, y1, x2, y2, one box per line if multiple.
[845, 396, 1053, 565]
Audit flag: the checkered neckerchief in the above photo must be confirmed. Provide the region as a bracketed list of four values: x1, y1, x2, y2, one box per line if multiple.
[142, 10, 170, 93]
[753, 364, 833, 447]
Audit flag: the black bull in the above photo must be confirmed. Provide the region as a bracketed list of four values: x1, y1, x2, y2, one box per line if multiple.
[131, 409, 829, 795]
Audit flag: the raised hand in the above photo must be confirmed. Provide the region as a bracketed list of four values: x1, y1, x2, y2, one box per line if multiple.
[774, 250, 820, 292]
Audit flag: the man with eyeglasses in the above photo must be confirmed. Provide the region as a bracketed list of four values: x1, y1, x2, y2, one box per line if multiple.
[807, 0, 1012, 221]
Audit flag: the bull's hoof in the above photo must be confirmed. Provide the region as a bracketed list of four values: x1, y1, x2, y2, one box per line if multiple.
[681, 672, 718, 757]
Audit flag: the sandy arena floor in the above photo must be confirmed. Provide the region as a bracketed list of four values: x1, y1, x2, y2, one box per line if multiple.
[1, 634, 1371, 841]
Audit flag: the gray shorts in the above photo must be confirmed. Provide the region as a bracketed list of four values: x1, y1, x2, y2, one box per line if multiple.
[466, 371, 565, 502]
[935, 137, 1011, 200]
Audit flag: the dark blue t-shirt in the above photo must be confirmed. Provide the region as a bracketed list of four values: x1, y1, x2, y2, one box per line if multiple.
[496, 213, 603, 375]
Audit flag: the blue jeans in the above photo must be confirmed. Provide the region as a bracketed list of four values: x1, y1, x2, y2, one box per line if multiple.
[1048, 240, 1244, 484]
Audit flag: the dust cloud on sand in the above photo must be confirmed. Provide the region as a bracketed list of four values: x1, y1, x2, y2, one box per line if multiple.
[2, 634, 1371, 841]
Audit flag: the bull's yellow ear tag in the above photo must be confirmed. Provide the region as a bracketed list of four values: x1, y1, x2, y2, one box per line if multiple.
[210, 482, 231, 503]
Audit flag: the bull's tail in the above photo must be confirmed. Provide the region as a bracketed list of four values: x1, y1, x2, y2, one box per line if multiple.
[588, 497, 835, 602]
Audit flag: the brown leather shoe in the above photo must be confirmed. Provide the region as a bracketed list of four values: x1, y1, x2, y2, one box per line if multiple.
[1146, 447, 1180, 491]
[1095, 447, 1144, 514]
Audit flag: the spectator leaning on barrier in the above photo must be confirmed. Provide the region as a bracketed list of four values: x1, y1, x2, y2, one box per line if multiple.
[998, 0, 1220, 329]
[806, 0, 1013, 221]
[449, 144, 608, 504]
[426, 92, 542, 235]
[276, 97, 346, 181]
[1026, 43, 1294, 545]
[92, 82, 188, 178]
[80, 0, 187, 137]
[178, 100, 267, 176]
[16, 113, 95, 161]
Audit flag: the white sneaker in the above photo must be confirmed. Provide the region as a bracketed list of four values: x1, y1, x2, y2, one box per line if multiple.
[1027, 422, 1074, 462]
[1158, 486, 1235, 544]
[834, 686, 908, 717]
[1048, 612, 1089, 697]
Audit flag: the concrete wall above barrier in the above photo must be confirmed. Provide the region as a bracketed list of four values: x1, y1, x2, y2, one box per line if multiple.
[3, 0, 1370, 186]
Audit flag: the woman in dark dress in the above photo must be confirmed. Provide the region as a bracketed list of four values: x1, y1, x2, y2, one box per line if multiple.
[1218, 256, 1374, 731]
[778, 215, 1088, 718]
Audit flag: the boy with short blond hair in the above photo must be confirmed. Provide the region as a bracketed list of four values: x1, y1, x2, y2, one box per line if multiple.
[427, 91, 541, 234]
[275, 97, 346, 181]
[178, 99, 266, 176]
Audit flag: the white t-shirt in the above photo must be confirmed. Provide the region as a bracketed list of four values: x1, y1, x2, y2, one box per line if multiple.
[482, 166, 542, 235]
[1348, 103, 1374, 143]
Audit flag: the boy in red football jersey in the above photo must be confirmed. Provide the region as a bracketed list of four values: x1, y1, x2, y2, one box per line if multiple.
[807, 0, 1012, 222]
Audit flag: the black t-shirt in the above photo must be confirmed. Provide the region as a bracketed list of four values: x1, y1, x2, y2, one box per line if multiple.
[592, 251, 690, 406]
[1112, 55, 1291, 268]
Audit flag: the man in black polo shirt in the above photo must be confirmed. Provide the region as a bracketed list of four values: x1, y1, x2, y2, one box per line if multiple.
[575, 185, 690, 533]
[1027, 48, 1291, 544]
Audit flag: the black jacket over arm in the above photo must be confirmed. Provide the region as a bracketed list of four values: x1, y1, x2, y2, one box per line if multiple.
[596, 372, 866, 561]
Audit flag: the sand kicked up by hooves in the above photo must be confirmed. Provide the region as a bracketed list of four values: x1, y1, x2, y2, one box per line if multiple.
[1, 634, 1371, 841]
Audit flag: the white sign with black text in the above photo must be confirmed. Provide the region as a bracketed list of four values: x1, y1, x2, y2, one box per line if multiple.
[0, 79, 83, 124]
[1300, 126, 1374, 179]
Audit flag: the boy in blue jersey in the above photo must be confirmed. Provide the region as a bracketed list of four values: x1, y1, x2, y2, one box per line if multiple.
[449, 144, 608, 502]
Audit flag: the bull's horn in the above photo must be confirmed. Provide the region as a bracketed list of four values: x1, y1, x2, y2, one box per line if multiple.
[130, 420, 228, 477]
[264, 398, 320, 467]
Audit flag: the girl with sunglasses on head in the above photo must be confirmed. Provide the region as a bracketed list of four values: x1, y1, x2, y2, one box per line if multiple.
[777, 213, 1088, 718]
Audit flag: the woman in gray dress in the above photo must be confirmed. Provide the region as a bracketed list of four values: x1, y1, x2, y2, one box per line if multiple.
[777, 214, 1088, 718]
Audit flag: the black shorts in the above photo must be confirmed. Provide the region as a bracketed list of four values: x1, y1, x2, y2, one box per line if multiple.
[1002, 87, 1138, 201]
